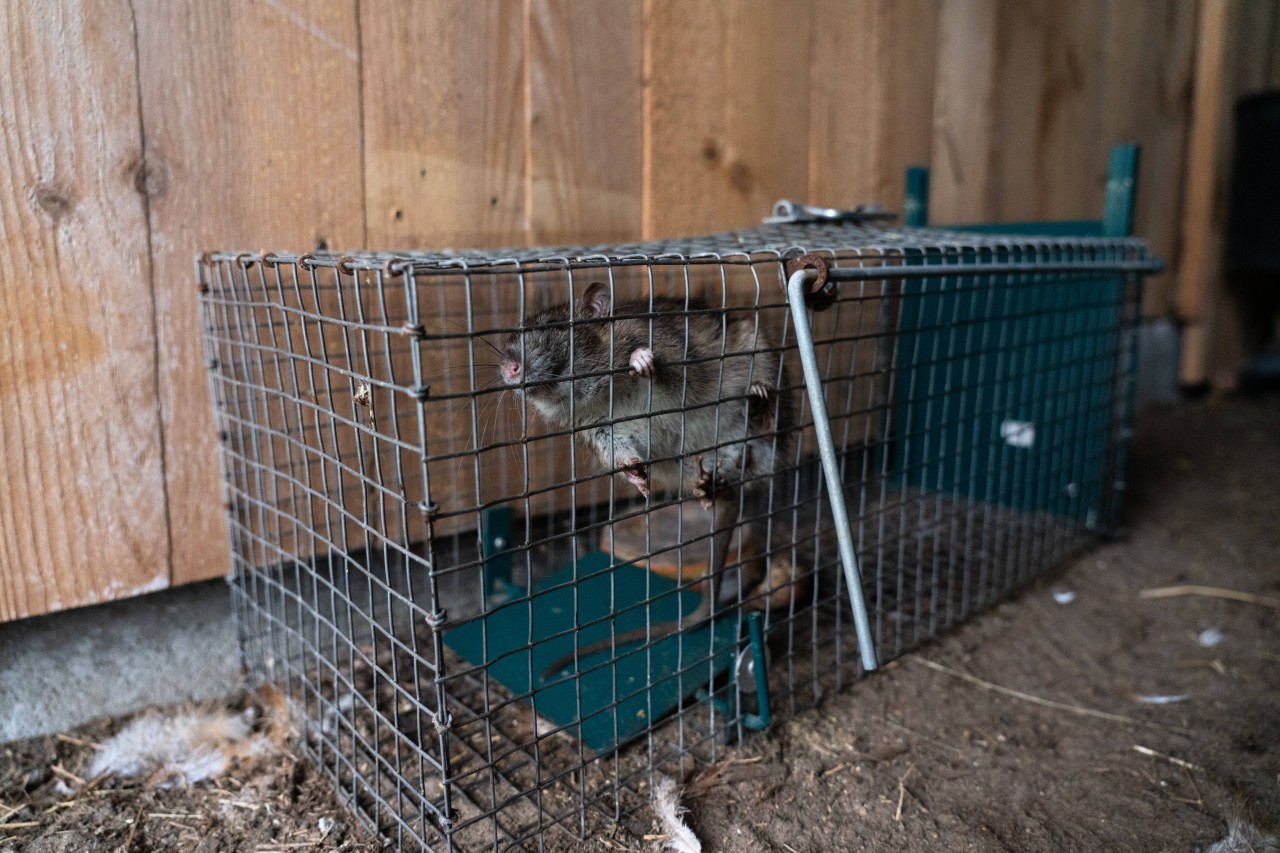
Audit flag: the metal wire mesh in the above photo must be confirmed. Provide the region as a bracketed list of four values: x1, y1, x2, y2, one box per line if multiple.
[198, 221, 1152, 851]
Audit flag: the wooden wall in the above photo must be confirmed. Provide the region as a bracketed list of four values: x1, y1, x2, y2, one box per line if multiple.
[1176, 0, 1280, 387]
[0, 0, 1263, 621]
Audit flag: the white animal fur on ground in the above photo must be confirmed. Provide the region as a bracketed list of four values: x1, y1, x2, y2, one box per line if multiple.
[653, 775, 702, 853]
[88, 708, 273, 788]
[1208, 818, 1280, 853]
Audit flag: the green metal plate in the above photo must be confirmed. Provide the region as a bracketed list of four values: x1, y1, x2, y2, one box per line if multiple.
[948, 220, 1104, 237]
[890, 257, 1124, 528]
[889, 141, 1138, 529]
[443, 551, 739, 753]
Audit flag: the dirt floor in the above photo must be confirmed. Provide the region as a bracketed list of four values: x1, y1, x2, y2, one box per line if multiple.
[3, 395, 1278, 852]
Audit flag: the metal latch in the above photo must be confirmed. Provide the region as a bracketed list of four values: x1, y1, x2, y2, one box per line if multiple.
[764, 200, 897, 225]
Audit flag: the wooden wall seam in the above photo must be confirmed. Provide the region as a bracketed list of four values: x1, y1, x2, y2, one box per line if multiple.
[136, 0, 367, 586]
[126, 0, 177, 590]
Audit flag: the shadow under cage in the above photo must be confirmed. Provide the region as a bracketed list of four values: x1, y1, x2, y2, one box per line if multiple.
[197, 220, 1157, 851]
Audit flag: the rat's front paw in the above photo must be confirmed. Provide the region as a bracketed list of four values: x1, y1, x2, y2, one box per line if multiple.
[619, 457, 651, 497]
[629, 347, 655, 377]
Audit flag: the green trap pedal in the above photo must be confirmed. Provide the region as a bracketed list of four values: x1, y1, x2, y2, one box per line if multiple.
[443, 550, 739, 753]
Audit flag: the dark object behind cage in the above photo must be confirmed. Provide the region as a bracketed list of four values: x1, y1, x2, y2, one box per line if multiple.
[199, 178, 1157, 850]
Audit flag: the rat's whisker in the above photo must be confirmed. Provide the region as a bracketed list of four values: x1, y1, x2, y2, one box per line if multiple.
[433, 318, 508, 358]
[493, 389, 523, 474]
[473, 336, 504, 359]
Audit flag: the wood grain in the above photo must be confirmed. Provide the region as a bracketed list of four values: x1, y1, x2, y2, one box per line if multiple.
[134, 0, 366, 584]
[930, 0, 1002, 224]
[0, 1, 169, 619]
[993, 0, 1106, 222]
[808, 0, 938, 208]
[1200, 0, 1279, 389]
[1177, 0, 1279, 386]
[528, 0, 644, 244]
[806, 0, 937, 447]
[361, 0, 527, 250]
[932, 0, 1199, 280]
[1098, 0, 1198, 317]
[0, 0, 1236, 619]
[868, 0, 940, 206]
[807, 0, 879, 205]
[645, 0, 813, 238]
[358, 1, 529, 542]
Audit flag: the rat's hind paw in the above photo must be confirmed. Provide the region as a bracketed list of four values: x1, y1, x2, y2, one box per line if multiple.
[629, 347, 656, 377]
[619, 457, 651, 497]
[747, 381, 778, 431]
[692, 455, 722, 510]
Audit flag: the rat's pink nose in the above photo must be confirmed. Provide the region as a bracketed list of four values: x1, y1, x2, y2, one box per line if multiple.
[502, 360, 522, 383]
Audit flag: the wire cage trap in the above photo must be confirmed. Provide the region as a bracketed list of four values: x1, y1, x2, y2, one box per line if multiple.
[198, 210, 1158, 850]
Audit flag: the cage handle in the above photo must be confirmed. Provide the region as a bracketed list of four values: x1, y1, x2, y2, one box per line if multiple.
[785, 268, 880, 671]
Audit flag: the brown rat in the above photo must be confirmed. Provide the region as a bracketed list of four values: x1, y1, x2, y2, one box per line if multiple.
[498, 282, 797, 679]
[499, 281, 792, 503]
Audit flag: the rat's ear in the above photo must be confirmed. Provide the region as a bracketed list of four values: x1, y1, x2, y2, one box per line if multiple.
[579, 282, 612, 318]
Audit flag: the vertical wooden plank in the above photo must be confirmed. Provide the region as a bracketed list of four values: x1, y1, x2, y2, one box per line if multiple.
[135, 0, 366, 584]
[358, 1, 527, 550]
[1204, 0, 1280, 390]
[992, 0, 1107, 222]
[929, 0, 1002, 224]
[809, 0, 938, 208]
[0, 1, 169, 619]
[528, 0, 644, 244]
[1177, 0, 1229, 387]
[933, 0, 1197, 254]
[1272, 9, 1280, 87]
[869, 0, 939, 207]
[361, 1, 527, 249]
[808, 0, 879, 205]
[1098, 0, 1199, 317]
[807, 0, 938, 452]
[1176, 0, 1279, 387]
[645, 0, 813, 237]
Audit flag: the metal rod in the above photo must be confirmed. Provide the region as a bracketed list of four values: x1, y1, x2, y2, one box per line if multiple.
[741, 611, 773, 730]
[786, 270, 879, 671]
[822, 258, 1162, 281]
[202, 253, 1162, 278]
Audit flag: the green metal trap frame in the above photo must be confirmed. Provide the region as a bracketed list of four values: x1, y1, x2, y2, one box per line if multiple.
[442, 530, 740, 754]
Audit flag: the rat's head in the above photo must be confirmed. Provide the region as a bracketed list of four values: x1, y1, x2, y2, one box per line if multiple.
[499, 282, 614, 405]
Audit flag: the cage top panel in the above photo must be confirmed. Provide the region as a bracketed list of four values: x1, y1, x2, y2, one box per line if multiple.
[200, 221, 1156, 277]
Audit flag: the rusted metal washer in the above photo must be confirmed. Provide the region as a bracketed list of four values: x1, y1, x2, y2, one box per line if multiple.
[784, 252, 837, 311]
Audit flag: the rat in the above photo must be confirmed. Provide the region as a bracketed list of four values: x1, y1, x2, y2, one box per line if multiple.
[498, 281, 796, 679]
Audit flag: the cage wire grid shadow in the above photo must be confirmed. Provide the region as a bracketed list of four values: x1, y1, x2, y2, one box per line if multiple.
[197, 220, 1156, 851]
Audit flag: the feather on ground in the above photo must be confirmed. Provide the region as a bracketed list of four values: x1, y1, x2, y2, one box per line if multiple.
[1208, 818, 1280, 853]
[653, 775, 702, 853]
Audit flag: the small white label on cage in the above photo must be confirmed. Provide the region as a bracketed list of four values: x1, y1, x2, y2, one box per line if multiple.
[1000, 419, 1036, 448]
